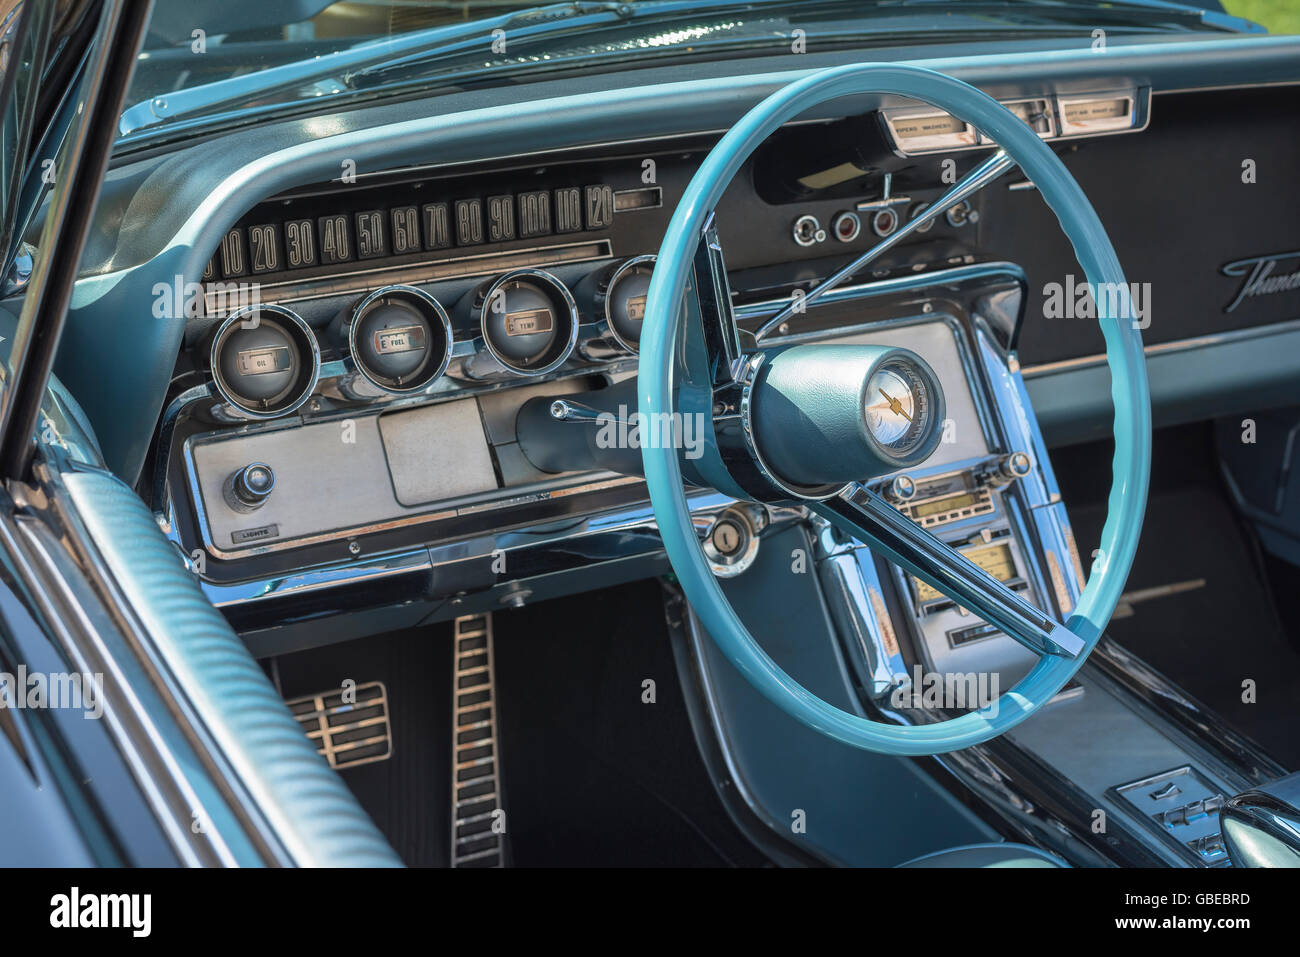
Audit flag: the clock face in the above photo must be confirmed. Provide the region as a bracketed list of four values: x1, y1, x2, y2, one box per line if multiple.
[862, 358, 934, 456]
[865, 367, 917, 446]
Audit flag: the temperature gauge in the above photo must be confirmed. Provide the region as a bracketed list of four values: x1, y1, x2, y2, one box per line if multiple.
[470, 269, 578, 375]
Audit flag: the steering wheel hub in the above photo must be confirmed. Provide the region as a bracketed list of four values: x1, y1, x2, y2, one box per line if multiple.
[746, 344, 946, 493]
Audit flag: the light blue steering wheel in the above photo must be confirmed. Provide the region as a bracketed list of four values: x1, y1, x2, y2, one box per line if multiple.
[639, 64, 1151, 755]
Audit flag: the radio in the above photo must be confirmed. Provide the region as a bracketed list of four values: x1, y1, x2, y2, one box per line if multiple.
[874, 456, 1043, 659]
[884, 451, 1033, 529]
[886, 467, 992, 528]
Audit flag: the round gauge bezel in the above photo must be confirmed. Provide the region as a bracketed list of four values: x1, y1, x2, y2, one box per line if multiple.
[862, 354, 940, 464]
[209, 304, 320, 420]
[477, 268, 579, 376]
[347, 285, 453, 394]
[598, 254, 656, 355]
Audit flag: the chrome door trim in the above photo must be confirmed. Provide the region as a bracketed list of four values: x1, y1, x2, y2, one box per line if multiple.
[1021, 318, 1300, 377]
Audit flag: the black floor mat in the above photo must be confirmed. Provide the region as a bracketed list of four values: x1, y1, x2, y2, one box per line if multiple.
[267, 580, 767, 866]
[270, 624, 454, 866]
[1053, 423, 1300, 769]
[491, 579, 770, 867]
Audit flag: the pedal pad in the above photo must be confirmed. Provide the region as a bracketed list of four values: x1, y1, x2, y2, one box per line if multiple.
[452, 614, 505, 867]
[287, 680, 392, 770]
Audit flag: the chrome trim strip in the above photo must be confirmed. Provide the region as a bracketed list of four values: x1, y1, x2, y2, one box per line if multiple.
[201, 488, 741, 608]
[1088, 638, 1287, 787]
[1022, 317, 1300, 377]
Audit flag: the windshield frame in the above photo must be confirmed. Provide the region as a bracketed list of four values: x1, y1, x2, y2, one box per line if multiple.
[116, 0, 1258, 154]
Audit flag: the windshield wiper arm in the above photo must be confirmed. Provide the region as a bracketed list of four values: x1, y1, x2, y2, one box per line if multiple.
[344, 0, 793, 87]
[119, 1, 632, 136]
[121, 0, 1258, 139]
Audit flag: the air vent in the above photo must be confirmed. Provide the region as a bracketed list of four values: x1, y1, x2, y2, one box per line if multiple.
[287, 680, 392, 770]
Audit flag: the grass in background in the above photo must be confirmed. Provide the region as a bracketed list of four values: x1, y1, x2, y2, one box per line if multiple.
[1221, 0, 1300, 32]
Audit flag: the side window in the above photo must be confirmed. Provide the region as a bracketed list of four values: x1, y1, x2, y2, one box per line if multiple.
[0, 1, 50, 280]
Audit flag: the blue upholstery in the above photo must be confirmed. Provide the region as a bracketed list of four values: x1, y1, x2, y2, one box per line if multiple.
[63, 469, 401, 867]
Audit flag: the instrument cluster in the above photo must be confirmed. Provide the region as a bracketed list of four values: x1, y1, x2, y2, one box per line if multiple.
[203, 257, 656, 420]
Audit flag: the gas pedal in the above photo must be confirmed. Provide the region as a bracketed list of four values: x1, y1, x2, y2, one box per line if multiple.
[286, 680, 392, 770]
[451, 613, 506, 867]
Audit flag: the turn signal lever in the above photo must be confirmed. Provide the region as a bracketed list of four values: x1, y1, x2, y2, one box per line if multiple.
[514, 379, 712, 483]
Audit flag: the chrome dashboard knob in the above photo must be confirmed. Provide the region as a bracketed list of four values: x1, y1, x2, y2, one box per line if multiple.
[998, 450, 1034, 481]
[885, 474, 917, 504]
[227, 462, 275, 511]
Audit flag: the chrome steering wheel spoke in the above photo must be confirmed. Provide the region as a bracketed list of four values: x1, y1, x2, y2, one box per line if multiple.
[693, 212, 745, 388]
[812, 484, 1085, 659]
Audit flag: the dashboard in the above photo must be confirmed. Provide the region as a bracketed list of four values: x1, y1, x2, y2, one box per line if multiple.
[44, 34, 1300, 645]
[161, 89, 1119, 574]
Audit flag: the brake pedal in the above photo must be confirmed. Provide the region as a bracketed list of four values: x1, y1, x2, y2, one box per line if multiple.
[286, 680, 392, 770]
[451, 613, 506, 867]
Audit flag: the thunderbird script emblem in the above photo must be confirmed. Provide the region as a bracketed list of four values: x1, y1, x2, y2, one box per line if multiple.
[1221, 250, 1300, 313]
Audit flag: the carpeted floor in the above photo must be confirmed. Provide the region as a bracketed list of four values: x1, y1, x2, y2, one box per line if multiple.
[491, 579, 770, 866]
[269, 579, 770, 866]
[270, 623, 455, 866]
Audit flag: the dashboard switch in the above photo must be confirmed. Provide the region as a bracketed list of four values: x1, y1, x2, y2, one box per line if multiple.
[945, 200, 979, 227]
[871, 208, 899, 237]
[832, 211, 861, 243]
[792, 214, 825, 247]
[227, 463, 275, 511]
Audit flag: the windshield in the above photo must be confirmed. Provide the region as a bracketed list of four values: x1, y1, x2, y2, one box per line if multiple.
[120, 0, 1291, 146]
